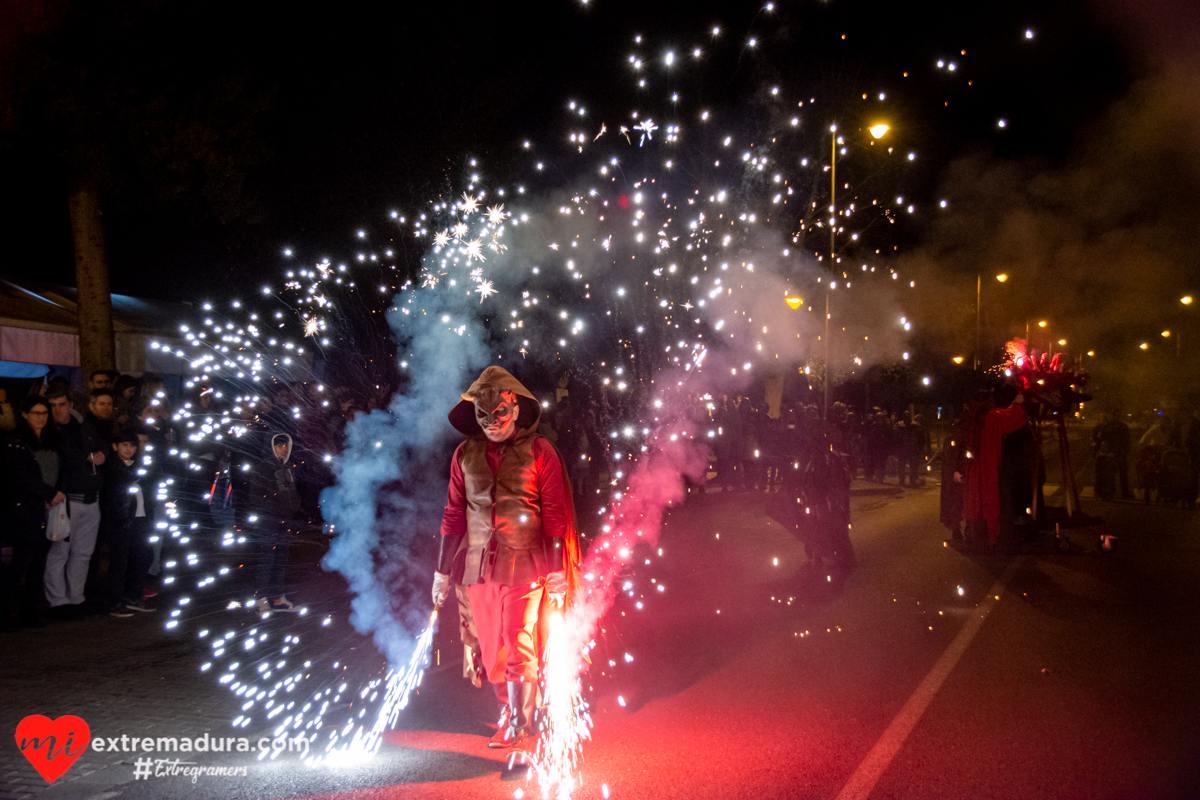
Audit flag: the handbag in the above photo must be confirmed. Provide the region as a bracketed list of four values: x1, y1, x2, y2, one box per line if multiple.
[46, 499, 71, 542]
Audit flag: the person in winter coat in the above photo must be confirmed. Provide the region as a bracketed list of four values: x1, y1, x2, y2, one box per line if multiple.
[101, 430, 156, 617]
[1093, 412, 1133, 499]
[43, 386, 106, 617]
[939, 419, 967, 538]
[738, 400, 764, 491]
[245, 433, 302, 612]
[897, 413, 930, 488]
[85, 388, 118, 445]
[1, 397, 66, 628]
[713, 397, 742, 491]
[432, 366, 581, 764]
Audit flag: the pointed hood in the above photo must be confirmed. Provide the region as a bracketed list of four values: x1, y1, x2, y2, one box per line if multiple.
[448, 366, 541, 438]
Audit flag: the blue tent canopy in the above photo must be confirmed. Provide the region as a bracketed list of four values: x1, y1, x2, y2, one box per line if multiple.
[0, 360, 50, 379]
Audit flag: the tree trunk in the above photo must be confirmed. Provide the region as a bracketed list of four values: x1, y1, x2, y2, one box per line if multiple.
[68, 182, 115, 379]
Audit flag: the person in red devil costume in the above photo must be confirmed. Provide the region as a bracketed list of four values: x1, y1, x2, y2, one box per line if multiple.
[431, 366, 580, 764]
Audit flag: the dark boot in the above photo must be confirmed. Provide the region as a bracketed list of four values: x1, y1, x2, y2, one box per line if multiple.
[506, 681, 539, 766]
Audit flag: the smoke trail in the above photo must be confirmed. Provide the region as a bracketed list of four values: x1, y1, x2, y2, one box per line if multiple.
[320, 287, 489, 667]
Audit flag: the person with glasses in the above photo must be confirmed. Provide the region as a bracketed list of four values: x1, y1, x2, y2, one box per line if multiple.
[1, 397, 66, 629]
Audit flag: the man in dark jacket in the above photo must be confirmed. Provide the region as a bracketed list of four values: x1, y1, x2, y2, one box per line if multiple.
[102, 430, 155, 617]
[246, 433, 301, 612]
[43, 386, 106, 617]
[432, 366, 580, 763]
[897, 412, 931, 488]
[1093, 412, 1133, 499]
[86, 388, 118, 445]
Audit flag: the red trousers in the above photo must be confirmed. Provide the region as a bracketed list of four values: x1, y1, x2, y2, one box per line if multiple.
[466, 580, 544, 685]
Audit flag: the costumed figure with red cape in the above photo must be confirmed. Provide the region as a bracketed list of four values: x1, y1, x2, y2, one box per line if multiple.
[961, 388, 1027, 545]
[957, 339, 1098, 548]
[431, 366, 581, 765]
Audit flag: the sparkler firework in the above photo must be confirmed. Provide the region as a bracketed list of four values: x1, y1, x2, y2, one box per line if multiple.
[129, 2, 1041, 793]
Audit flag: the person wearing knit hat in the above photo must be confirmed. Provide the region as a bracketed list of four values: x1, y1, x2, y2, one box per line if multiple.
[432, 366, 581, 767]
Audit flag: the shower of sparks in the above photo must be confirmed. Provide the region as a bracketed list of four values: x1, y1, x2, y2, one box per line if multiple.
[131, 3, 1041, 792]
[459, 192, 481, 214]
[634, 118, 658, 145]
[532, 612, 592, 799]
[465, 238, 486, 262]
[315, 610, 438, 765]
[486, 204, 510, 225]
[475, 280, 498, 301]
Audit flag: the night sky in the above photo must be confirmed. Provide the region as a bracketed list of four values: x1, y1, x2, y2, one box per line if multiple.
[0, 0, 1144, 299]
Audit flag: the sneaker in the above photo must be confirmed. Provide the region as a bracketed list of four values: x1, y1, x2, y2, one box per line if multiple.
[142, 588, 158, 600]
[123, 599, 154, 613]
[109, 606, 135, 618]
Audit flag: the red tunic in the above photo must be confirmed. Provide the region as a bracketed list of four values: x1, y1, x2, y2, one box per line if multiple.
[963, 403, 1027, 543]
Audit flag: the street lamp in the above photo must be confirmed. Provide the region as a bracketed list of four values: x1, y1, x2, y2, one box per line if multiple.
[976, 273, 1011, 370]
[823, 119, 889, 418]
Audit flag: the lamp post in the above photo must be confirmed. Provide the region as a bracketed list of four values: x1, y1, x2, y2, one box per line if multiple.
[1179, 295, 1193, 358]
[975, 274, 1008, 370]
[824, 121, 888, 418]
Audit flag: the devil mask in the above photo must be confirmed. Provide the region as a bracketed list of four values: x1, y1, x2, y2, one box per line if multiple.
[474, 388, 520, 442]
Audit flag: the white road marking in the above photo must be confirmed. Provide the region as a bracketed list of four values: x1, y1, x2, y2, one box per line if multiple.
[834, 557, 1023, 800]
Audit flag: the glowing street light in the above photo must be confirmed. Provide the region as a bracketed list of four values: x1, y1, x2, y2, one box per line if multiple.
[1183, 296, 1194, 305]
[784, 296, 804, 310]
[1037, 320, 1047, 328]
[952, 356, 964, 364]
[1139, 343, 1149, 350]
[825, 120, 891, 416]
[1058, 339, 1067, 346]
[1162, 330, 1171, 338]
[995, 274, 1008, 282]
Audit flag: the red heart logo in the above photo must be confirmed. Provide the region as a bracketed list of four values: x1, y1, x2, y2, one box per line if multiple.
[14, 715, 91, 784]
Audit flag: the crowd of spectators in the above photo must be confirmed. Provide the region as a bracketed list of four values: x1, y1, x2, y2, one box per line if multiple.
[10, 362, 1189, 631]
[702, 396, 931, 493]
[0, 369, 369, 629]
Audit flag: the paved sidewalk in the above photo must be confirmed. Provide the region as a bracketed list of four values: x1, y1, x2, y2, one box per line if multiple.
[1, 611, 230, 800]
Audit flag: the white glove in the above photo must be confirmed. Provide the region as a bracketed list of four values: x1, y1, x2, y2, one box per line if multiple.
[544, 570, 568, 606]
[432, 572, 452, 607]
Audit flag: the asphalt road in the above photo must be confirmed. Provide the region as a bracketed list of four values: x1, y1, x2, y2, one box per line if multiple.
[9, 480, 1200, 800]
